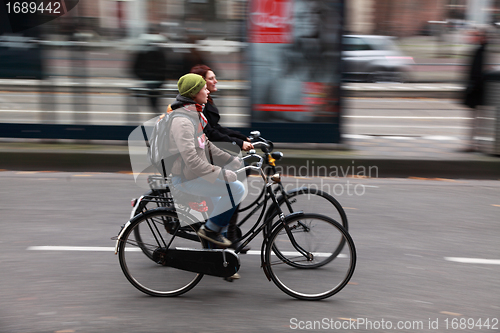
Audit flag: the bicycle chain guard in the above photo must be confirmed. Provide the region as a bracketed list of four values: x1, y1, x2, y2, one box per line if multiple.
[152, 247, 240, 278]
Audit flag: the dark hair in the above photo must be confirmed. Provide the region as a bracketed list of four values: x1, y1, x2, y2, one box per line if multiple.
[190, 64, 212, 79]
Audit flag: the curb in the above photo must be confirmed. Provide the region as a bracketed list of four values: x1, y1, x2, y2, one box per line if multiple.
[2, 149, 500, 179]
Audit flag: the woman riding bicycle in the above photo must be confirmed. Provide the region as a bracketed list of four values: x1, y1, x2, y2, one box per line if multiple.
[190, 64, 252, 251]
[168, 73, 246, 247]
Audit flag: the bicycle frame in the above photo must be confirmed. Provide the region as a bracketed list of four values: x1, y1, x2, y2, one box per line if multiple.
[126, 164, 312, 265]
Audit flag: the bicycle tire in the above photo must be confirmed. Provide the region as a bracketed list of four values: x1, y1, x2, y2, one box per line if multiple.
[264, 213, 356, 301]
[118, 208, 204, 297]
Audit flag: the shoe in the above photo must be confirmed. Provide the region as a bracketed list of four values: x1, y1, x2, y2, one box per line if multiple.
[197, 225, 231, 248]
[229, 241, 251, 254]
[223, 272, 240, 282]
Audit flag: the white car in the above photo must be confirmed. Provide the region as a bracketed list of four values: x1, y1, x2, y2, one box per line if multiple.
[342, 35, 414, 82]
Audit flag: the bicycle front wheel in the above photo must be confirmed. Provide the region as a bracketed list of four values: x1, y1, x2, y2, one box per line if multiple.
[264, 213, 356, 301]
[118, 208, 204, 297]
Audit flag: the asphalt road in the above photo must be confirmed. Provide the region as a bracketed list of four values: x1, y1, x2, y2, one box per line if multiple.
[1, 171, 498, 333]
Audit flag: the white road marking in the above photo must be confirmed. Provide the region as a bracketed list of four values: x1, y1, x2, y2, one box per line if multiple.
[27, 246, 345, 257]
[381, 136, 416, 140]
[422, 135, 460, 141]
[445, 257, 500, 265]
[342, 116, 471, 120]
[343, 134, 462, 141]
[342, 134, 372, 139]
[246, 250, 345, 258]
[348, 125, 466, 129]
[0, 109, 149, 115]
[27, 246, 134, 252]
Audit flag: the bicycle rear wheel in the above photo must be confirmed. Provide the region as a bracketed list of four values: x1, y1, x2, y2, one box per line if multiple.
[118, 208, 204, 297]
[264, 213, 356, 301]
[270, 187, 348, 230]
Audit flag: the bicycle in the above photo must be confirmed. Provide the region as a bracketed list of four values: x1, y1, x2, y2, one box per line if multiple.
[129, 131, 349, 240]
[114, 154, 356, 301]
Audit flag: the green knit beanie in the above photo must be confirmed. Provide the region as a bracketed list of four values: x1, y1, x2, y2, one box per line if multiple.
[177, 73, 206, 98]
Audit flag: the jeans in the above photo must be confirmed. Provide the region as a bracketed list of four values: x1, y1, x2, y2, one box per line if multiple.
[171, 176, 246, 233]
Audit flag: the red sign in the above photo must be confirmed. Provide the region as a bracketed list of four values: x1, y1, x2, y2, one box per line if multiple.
[249, 0, 292, 44]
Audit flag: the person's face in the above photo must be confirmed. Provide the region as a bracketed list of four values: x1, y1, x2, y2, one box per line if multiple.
[193, 84, 209, 105]
[204, 70, 218, 93]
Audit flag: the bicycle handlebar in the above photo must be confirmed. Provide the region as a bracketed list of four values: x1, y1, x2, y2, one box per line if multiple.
[240, 153, 264, 168]
[251, 141, 271, 150]
[236, 153, 265, 177]
[235, 165, 262, 176]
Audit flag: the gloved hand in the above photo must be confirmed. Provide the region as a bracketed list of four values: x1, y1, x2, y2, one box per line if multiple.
[227, 157, 242, 171]
[219, 169, 237, 182]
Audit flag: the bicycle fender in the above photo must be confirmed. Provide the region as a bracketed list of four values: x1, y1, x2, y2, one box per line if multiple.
[285, 211, 305, 219]
[260, 239, 268, 279]
[283, 186, 311, 198]
[114, 220, 132, 255]
[130, 195, 146, 219]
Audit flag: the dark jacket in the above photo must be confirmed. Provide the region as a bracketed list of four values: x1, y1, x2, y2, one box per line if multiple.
[464, 42, 486, 109]
[203, 100, 248, 149]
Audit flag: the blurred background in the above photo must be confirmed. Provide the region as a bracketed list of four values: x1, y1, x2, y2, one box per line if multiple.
[1, 3, 499, 331]
[1, 0, 500, 143]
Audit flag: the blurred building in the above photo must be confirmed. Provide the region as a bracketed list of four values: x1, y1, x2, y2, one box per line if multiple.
[56, 0, 247, 40]
[346, 0, 500, 37]
[5, 0, 498, 40]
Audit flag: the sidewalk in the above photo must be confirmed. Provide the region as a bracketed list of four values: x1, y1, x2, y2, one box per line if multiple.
[0, 77, 466, 98]
[1, 135, 499, 179]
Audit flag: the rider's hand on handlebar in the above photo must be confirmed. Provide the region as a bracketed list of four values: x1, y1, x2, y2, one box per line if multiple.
[242, 141, 254, 151]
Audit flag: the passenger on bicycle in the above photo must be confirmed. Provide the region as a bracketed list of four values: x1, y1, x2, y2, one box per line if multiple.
[168, 73, 246, 248]
[190, 64, 252, 251]
[190, 64, 254, 152]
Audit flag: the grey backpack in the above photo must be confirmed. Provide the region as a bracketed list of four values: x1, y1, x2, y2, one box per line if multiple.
[148, 111, 197, 177]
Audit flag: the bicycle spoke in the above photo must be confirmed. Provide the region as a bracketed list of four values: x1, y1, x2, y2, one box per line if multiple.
[265, 213, 356, 300]
[119, 208, 204, 297]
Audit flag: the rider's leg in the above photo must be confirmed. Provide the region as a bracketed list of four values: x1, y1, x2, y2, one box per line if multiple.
[204, 180, 245, 231]
[226, 207, 251, 253]
[172, 177, 245, 247]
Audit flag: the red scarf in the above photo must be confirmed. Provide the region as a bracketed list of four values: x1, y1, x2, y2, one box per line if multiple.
[195, 103, 208, 131]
